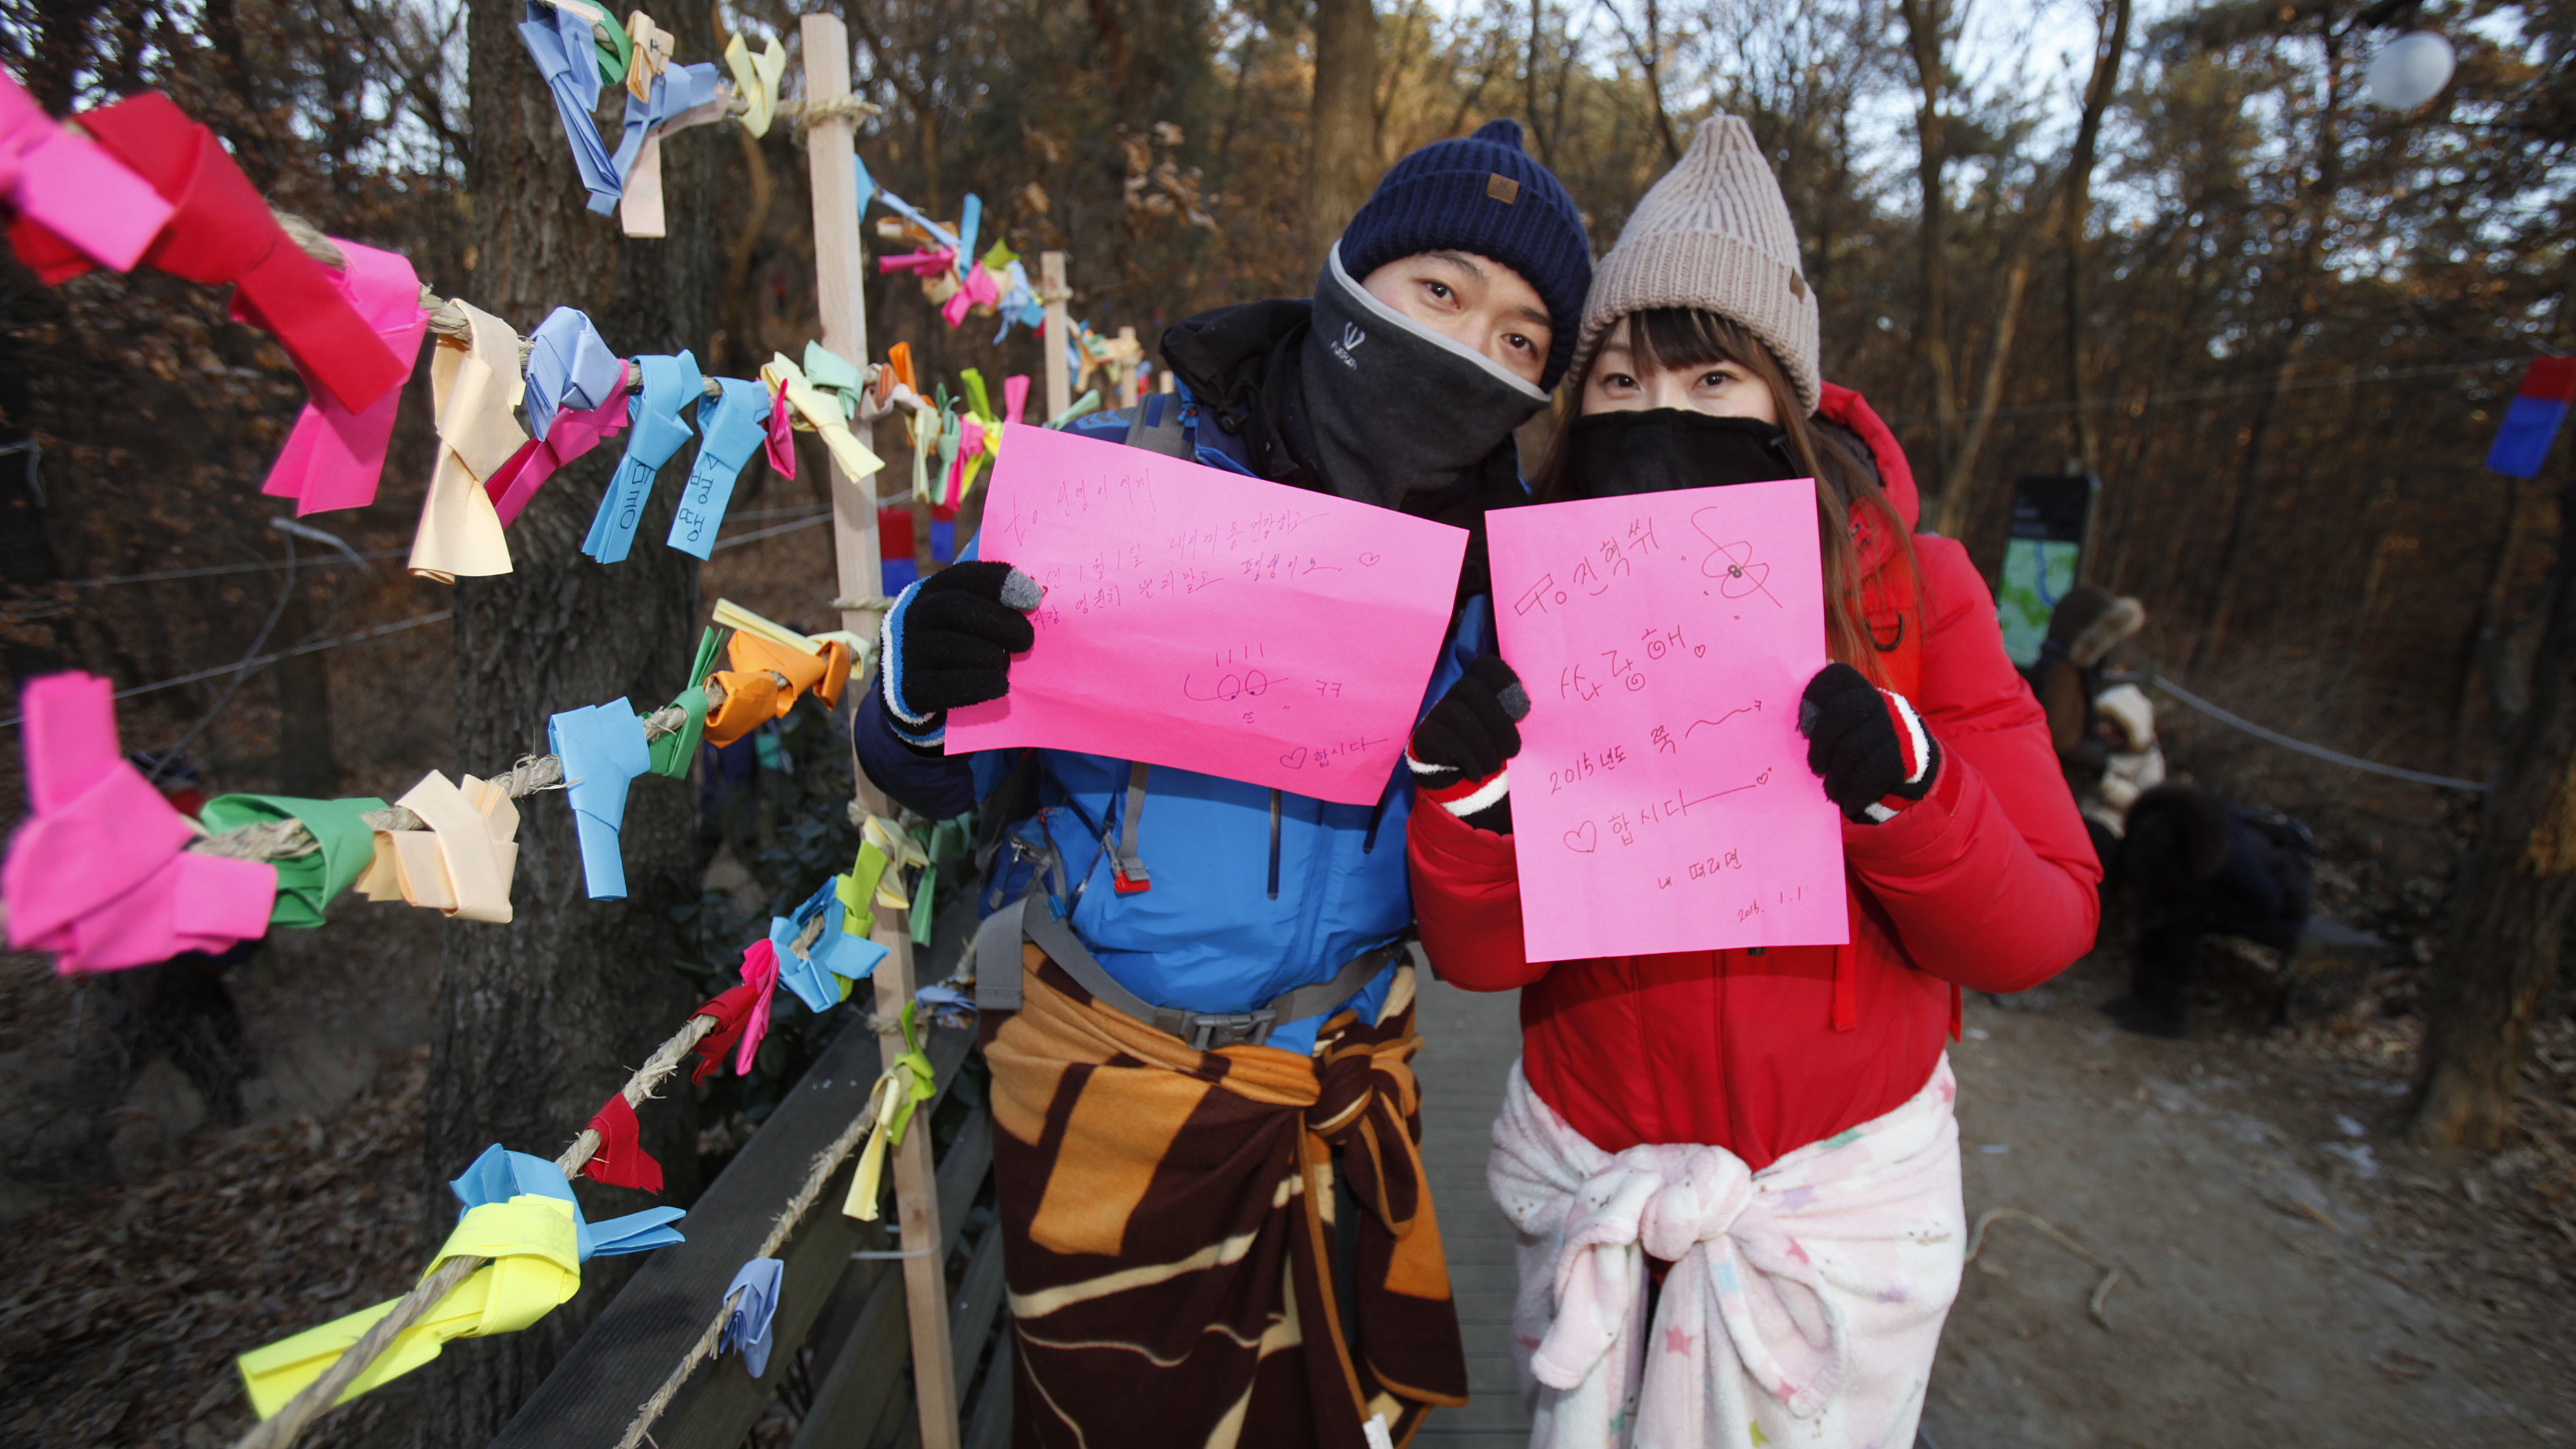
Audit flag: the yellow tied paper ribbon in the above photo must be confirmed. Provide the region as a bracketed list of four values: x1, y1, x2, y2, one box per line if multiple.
[844, 1002, 936, 1222]
[761, 352, 887, 484]
[237, 1194, 580, 1419]
[723, 32, 787, 137]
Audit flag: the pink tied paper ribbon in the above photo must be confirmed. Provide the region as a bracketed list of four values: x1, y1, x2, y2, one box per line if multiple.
[0, 71, 174, 273]
[939, 261, 1001, 329]
[735, 937, 780, 1077]
[877, 247, 955, 278]
[763, 381, 797, 480]
[248, 238, 431, 516]
[1, 673, 276, 973]
[484, 359, 634, 528]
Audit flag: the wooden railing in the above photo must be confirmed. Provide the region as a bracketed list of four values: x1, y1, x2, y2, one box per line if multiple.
[491, 909, 1011, 1449]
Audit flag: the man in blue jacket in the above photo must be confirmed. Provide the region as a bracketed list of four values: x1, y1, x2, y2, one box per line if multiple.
[859, 120, 1589, 1449]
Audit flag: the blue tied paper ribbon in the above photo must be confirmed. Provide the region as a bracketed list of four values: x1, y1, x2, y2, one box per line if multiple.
[769, 877, 889, 1013]
[852, 153, 879, 215]
[449, 1143, 685, 1262]
[548, 698, 653, 900]
[670, 377, 767, 559]
[874, 187, 962, 254]
[594, 61, 727, 217]
[586, 350, 704, 563]
[517, 1, 624, 214]
[956, 194, 982, 278]
[524, 308, 624, 440]
[719, 1257, 785, 1376]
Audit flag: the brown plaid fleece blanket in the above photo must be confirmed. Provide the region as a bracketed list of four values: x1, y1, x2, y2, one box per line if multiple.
[982, 945, 1468, 1448]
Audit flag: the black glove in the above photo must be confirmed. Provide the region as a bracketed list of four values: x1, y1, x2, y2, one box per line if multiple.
[1798, 662, 1939, 823]
[879, 561, 1040, 749]
[1407, 655, 1530, 834]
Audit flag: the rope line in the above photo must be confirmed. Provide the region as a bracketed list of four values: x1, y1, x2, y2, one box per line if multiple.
[2149, 675, 2491, 792]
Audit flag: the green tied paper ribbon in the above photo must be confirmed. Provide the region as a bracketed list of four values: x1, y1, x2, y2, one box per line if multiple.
[802, 341, 870, 422]
[648, 627, 726, 780]
[959, 368, 996, 426]
[589, 9, 633, 88]
[884, 1000, 933, 1147]
[198, 794, 389, 928]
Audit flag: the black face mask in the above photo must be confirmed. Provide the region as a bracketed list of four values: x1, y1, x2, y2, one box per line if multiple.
[1557, 409, 1800, 499]
[1297, 245, 1552, 509]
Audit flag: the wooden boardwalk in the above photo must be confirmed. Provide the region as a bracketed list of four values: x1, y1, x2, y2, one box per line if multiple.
[1411, 972, 1534, 1446]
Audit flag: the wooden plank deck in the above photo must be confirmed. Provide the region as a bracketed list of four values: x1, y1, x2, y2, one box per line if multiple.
[1411, 973, 1532, 1446]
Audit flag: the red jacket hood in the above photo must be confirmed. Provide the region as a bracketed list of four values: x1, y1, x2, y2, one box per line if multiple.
[1818, 382, 1919, 532]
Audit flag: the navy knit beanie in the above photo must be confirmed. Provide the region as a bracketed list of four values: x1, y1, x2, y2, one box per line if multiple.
[1336, 119, 1594, 389]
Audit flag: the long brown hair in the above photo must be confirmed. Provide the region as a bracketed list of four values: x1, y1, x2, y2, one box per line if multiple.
[1534, 309, 1917, 681]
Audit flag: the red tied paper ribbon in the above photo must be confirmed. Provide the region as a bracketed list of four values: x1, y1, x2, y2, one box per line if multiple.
[583, 1092, 664, 1193]
[484, 359, 633, 528]
[686, 938, 780, 1083]
[6, 93, 409, 413]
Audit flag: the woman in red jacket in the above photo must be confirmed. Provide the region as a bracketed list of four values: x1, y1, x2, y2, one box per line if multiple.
[1403, 120, 2099, 1449]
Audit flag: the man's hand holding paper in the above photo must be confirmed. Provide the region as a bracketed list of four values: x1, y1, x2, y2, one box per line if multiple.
[938, 423, 1469, 805]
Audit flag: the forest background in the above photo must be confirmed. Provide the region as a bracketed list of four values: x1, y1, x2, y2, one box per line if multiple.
[0, 0, 2572, 1442]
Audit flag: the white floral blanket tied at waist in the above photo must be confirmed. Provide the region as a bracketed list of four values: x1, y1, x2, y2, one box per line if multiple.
[1488, 1055, 1965, 1449]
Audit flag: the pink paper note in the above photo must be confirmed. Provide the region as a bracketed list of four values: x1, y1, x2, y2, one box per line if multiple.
[947, 423, 1469, 805]
[1488, 478, 1848, 961]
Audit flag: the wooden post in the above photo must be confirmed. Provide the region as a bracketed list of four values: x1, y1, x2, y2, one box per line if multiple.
[1040, 251, 1071, 419]
[799, 17, 962, 1449]
[1116, 326, 1141, 407]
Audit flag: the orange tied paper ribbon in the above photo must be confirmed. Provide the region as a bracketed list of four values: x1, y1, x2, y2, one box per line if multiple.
[701, 633, 852, 747]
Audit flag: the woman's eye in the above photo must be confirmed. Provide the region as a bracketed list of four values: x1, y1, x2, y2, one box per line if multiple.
[1604, 372, 1636, 388]
[1424, 281, 1453, 302]
[1504, 333, 1533, 353]
[1701, 370, 1733, 388]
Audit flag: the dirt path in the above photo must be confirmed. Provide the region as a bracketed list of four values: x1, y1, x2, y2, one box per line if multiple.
[1937, 947, 2573, 1448]
[1409, 955, 2575, 1448]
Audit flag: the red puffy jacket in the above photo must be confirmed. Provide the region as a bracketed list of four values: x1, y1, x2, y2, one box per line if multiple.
[1409, 383, 2100, 1171]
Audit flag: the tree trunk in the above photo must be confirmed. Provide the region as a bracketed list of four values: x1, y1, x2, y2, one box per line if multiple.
[2061, 0, 2131, 474]
[1897, 0, 1958, 526]
[2195, 13, 2343, 670]
[2415, 469, 2576, 1150]
[418, 4, 716, 1442]
[1305, 0, 1379, 269]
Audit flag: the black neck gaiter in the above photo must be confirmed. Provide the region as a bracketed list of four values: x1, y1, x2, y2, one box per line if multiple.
[1298, 245, 1551, 509]
[1557, 408, 1800, 499]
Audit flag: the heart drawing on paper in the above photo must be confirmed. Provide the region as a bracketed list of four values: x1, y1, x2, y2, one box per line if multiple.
[1280, 745, 1311, 769]
[1563, 820, 1598, 853]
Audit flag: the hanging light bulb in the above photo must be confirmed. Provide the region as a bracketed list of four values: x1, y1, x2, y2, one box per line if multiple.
[2366, 31, 2456, 109]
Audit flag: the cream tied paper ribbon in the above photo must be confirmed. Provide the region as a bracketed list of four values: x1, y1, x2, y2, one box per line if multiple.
[359, 772, 523, 924]
[724, 34, 787, 137]
[409, 301, 526, 583]
[623, 10, 671, 102]
[761, 352, 888, 482]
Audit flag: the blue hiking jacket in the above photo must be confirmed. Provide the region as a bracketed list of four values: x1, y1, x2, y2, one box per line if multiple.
[856, 390, 1497, 1055]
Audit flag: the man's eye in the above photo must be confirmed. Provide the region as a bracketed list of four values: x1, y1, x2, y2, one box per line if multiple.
[1505, 333, 1533, 353]
[1424, 281, 1453, 301]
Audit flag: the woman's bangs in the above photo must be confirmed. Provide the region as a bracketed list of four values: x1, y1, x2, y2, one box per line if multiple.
[1625, 308, 1752, 376]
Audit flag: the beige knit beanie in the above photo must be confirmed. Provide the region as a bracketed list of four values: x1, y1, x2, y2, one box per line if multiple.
[1569, 115, 1821, 413]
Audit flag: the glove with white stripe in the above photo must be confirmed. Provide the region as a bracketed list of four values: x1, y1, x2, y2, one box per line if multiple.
[879, 561, 1041, 751]
[1408, 655, 1530, 835]
[1798, 662, 1939, 823]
